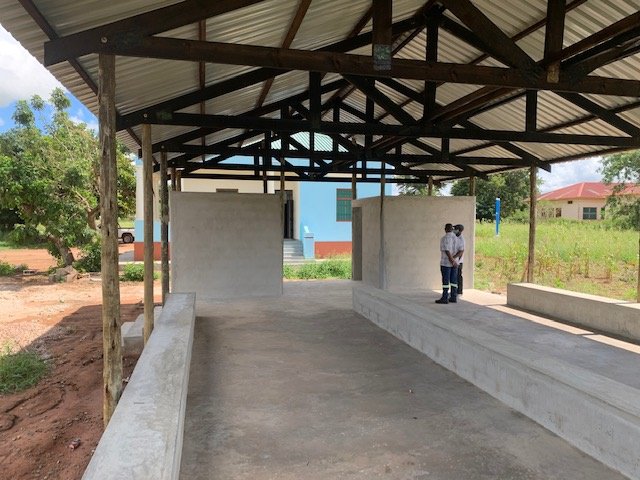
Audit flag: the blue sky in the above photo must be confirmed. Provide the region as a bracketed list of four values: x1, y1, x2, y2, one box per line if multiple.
[0, 22, 603, 193]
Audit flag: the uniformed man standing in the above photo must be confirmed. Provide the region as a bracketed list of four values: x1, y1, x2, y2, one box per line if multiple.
[454, 224, 465, 296]
[436, 223, 458, 304]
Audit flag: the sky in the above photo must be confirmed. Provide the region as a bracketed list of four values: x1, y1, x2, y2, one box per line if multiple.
[0, 22, 603, 193]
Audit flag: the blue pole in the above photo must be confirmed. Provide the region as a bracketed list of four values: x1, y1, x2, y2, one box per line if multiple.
[495, 197, 501, 236]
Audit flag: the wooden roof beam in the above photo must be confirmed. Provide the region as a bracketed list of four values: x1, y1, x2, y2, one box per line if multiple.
[117, 15, 424, 129]
[96, 37, 640, 97]
[139, 111, 640, 147]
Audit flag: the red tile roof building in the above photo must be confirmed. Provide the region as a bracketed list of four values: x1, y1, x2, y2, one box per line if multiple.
[537, 182, 640, 220]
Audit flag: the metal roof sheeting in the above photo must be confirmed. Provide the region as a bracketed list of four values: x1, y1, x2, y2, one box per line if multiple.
[1, 0, 640, 182]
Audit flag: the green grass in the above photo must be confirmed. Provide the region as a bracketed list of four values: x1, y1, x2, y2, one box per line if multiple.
[120, 263, 160, 282]
[284, 257, 351, 280]
[0, 345, 48, 394]
[475, 219, 639, 301]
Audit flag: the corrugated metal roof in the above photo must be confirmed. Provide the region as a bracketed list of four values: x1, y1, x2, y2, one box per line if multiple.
[1, 0, 639, 182]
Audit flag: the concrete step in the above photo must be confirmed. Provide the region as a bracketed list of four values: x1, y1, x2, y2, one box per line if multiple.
[122, 305, 162, 355]
[354, 285, 640, 480]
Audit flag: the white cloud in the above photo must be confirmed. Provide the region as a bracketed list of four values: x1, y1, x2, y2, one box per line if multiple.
[0, 24, 63, 107]
[539, 157, 603, 193]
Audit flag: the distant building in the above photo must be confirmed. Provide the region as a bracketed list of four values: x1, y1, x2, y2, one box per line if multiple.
[133, 133, 393, 260]
[537, 182, 640, 220]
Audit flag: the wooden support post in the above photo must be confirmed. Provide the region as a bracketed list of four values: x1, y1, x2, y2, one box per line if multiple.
[142, 124, 154, 344]
[98, 53, 122, 427]
[352, 170, 357, 200]
[527, 166, 537, 282]
[372, 0, 392, 70]
[176, 170, 182, 192]
[160, 151, 169, 305]
[379, 158, 386, 289]
[424, 12, 439, 120]
[469, 175, 476, 196]
[171, 167, 177, 191]
[428, 176, 434, 196]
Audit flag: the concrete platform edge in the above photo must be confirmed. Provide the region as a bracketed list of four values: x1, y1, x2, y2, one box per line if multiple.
[507, 282, 640, 342]
[353, 285, 640, 480]
[82, 292, 196, 480]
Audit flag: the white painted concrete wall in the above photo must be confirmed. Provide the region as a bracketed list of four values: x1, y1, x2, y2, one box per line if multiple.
[170, 192, 283, 299]
[182, 177, 270, 193]
[354, 196, 475, 291]
[544, 198, 606, 220]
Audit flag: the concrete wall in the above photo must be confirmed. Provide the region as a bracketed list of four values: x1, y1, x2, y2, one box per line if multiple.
[354, 196, 475, 291]
[82, 293, 195, 480]
[353, 285, 640, 480]
[508, 283, 640, 341]
[170, 192, 283, 300]
[544, 198, 606, 220]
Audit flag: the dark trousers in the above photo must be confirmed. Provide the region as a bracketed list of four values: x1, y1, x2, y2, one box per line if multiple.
[457, 263, 463, 295]
[440, 265, 458, 296]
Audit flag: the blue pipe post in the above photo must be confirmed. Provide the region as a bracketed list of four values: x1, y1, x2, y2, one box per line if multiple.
[495, 197, 501, 236]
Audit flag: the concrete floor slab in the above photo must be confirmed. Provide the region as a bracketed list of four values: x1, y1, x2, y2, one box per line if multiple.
[180, 281, 627, 479]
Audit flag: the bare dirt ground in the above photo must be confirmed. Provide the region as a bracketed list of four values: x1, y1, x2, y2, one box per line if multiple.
[0, 246, 160, 480]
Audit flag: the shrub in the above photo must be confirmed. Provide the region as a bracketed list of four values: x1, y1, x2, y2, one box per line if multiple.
[0, 345, 48, 394]
[0, 261, 16, 276]
[283, 257, 351, 280]
[74, 240, 102, 273]
[121, 263, 159, 282]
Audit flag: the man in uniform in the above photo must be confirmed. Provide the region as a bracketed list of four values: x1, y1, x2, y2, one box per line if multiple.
[436, 223, 458, 304]
[454, 224, 465, 296]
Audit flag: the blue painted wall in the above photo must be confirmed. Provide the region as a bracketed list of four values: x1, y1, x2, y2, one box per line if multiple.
[299, 181, 392, 241]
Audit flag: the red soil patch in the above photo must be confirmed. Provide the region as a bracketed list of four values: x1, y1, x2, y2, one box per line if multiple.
[0, 247, 159, 480]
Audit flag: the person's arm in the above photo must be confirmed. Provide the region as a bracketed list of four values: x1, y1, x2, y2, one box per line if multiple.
[446, 250, 458, 266]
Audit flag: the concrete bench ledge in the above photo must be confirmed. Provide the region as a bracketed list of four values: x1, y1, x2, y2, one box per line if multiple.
[507, 282, 640, 342]
[353, 285, 640, 480]
[82, 293, 196, 480]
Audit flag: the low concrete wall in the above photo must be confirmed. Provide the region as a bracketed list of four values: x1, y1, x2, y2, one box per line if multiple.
[82, 293, 196, 480]
[353, 196, 475, 291]
[171, 192, 283, 299]
[353, 285, 640, 479]
[508, 283, 640, 342]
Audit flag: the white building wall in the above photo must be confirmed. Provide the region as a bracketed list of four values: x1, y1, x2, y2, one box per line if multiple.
[546, 199, 606, 220]
[170, 192, 283, 300]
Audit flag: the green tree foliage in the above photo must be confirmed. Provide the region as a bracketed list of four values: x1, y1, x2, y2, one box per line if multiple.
[450, 171, 532, 220]
[397, 182, 442, 196]
[601, 150, 640, 302]
[0, 89, 135, 265]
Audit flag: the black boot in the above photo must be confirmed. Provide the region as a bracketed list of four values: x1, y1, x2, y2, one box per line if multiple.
[435, 289, 449, 304]
[449, 287, 458, 303]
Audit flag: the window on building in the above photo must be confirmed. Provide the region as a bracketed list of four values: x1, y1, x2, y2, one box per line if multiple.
[216, 188, 238, 193]
[568, 200, 573, 204]
[583, 207, 597, 220]
[336, 188, 352, 222]
[555, 208, 562, 218]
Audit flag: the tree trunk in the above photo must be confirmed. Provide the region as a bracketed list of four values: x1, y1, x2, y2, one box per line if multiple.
[87, 207, 99, 231]
[50, 235, 75, 266]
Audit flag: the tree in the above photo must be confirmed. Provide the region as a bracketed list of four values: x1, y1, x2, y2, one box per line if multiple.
[450, 170, 532, 221]
[0, 89, 135, 266]
[397, 181, 442, 196]
[601, 150, 640, 302]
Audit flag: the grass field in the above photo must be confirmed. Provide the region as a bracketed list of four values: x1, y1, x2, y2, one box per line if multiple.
[474, 220, 639, 301]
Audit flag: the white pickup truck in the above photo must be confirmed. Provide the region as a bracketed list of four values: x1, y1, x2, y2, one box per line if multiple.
[117, 227, 135, 244]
